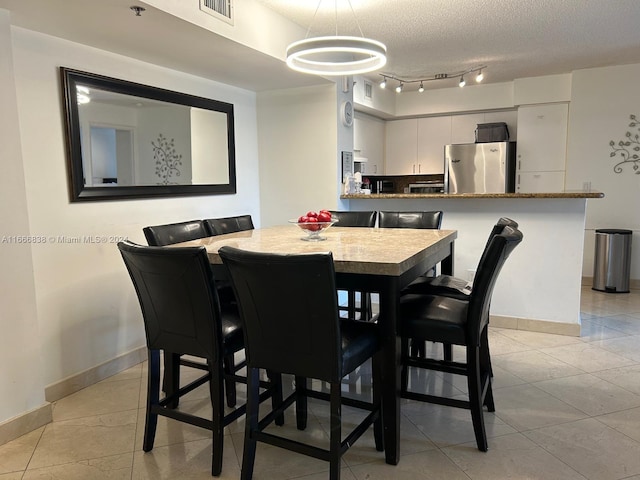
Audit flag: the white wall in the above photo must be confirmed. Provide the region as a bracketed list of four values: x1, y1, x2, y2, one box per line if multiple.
[257, 84, 339, 226]
[349, 197, 586, 328]
[7, 26, 262, 416]
[0, 11, 48, 436]
[565, 63, 640, 280]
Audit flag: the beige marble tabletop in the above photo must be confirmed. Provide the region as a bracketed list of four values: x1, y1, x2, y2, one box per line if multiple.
[176, 225, 457, 276]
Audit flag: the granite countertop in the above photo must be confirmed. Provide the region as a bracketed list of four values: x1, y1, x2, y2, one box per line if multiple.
[341, 191, 604, 199]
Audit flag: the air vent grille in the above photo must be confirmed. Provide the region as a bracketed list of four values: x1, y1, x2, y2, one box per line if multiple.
[200, 0, 234, 25]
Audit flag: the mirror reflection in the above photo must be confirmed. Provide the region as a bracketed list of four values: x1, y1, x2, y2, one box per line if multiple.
[61, 68, 236, 201]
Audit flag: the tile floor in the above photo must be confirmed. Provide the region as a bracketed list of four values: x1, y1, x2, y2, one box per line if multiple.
[2, 287, 640, 479]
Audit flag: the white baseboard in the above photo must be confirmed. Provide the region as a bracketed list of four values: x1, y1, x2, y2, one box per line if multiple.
[491, 315, 581, 336]
[582, 276, 640, 290]
[45, 346, 147, 403]
[0, 403, 52, 446]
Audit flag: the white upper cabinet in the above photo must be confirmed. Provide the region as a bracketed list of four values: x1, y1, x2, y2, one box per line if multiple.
[451, 114, 484, 144]
[385, 119, 418, 174]
[417, 117, 451, 174]
[516, 103, 568, 172]
[353, 112, 384, 175]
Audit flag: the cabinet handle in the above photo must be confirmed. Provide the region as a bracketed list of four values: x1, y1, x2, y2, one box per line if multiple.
[413, 165, 416, 174]
[373, 165, 377, 174]
[418, 164, 421, 173]
[517, 174, 520, 185]
[518, 160, 521, 170]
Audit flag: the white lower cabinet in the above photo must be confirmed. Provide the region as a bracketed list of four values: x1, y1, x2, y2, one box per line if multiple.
[517, 171, 565, 193]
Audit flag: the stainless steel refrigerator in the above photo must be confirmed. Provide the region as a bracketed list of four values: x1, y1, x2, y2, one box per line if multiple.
[444, 142, 517, 194]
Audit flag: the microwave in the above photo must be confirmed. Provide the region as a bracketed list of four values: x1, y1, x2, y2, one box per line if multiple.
[408, 182, 444, 194]
[372, 180, 395, 193]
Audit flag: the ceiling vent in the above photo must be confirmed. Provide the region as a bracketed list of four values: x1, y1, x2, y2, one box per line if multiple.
[200, 0, 234, 25]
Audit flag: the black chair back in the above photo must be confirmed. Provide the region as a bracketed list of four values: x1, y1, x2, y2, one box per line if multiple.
[143, 220, 209, 246]
[204, 215, 254, 236]
[329, 210, 377, 227]
[118, 241, 223, 361]
[219, 246, 343, 382]
[379, 211, 443, 229]
[468, 225, 523, 345]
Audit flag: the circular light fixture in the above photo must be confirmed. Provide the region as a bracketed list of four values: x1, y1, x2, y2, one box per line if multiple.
[286, 36, 387, 76]
[459, 76, 466, 88]
[418, 81, 425, 93]
[476, 69, 484, 82]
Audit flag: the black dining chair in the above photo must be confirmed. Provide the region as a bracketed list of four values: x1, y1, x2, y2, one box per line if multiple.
[399, 225, 523, 452]
[329, 210, 378, 321]
[379, 211, 444, 356]
[219, 246, 384, 480]
[117, 241, 278, 477]
[143, 219, 209, 247]
[204, 214, 254, 236]
[402, 217, 519, 299]
[142, 219, 241, 408]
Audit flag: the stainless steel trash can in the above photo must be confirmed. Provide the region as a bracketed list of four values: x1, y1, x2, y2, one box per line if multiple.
[592, 229, 632, 293]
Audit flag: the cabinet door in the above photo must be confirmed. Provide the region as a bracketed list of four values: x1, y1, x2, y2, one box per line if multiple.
[354, 113, 384, 175]
[517, 171, 565, 193]
[451, 113, 484, 144]
[516, 104, 568, 172]
[417, 116, 451, 174]
[385, 119, 417, 174]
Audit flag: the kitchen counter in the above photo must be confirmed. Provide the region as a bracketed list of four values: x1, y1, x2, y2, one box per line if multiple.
[341, 191, 604, 199]
[341, 191, 604, 337]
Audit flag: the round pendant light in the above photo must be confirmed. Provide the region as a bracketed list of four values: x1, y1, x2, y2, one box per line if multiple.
[286, 36, 387, 76]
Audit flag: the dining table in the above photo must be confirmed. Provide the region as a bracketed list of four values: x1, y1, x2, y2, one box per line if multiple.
[176, 224, 457, 465]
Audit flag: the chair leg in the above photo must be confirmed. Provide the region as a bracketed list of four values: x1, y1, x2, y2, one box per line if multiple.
[329, 382, 342, 480]
[372, 352, 384, 452]
[241, 367, 260, 480]
[267, 370, 285, 426]
[163, 351, 180, 409]
[295, 375, 308, 430]
[143, 349, 160, 452]
[223, 353, 237, 407]
[209, 361, 225, 476]
[466, 346, 488, 452]
[443, 343, 453, 361]
[479, 328, 495, 412]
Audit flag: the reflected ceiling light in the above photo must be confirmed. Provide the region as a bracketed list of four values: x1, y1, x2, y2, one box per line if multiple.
[286, 1, 387, 76]
[379, 65, 486, 92]
[76, 85, 90, 104]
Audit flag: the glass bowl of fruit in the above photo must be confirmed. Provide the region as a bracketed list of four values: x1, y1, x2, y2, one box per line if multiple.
[289, 210, 338, 241]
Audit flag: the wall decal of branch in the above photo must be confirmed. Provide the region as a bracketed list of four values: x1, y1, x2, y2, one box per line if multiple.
[152, 133, 182, 185]
[609, 114, 640, 174]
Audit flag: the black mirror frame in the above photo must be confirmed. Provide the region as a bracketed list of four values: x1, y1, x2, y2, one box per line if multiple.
[60, 67, 237, 201]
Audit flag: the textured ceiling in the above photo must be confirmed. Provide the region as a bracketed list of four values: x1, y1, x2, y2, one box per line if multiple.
[257, 0, 640, 89]
[2, 0, 640, 93]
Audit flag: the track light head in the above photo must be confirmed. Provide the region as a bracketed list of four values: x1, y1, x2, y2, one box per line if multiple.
[395, 82, 403, 93]
[418, 81, 425, 93]
[379, 77, 387, 89]
[459, 76, 466, 88]
[476, 69, 484, 82]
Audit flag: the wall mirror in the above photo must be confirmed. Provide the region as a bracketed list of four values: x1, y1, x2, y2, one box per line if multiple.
[60, 67, 236, 201]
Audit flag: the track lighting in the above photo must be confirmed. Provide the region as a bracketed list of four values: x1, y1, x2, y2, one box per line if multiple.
[378, 65, 486, 92]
